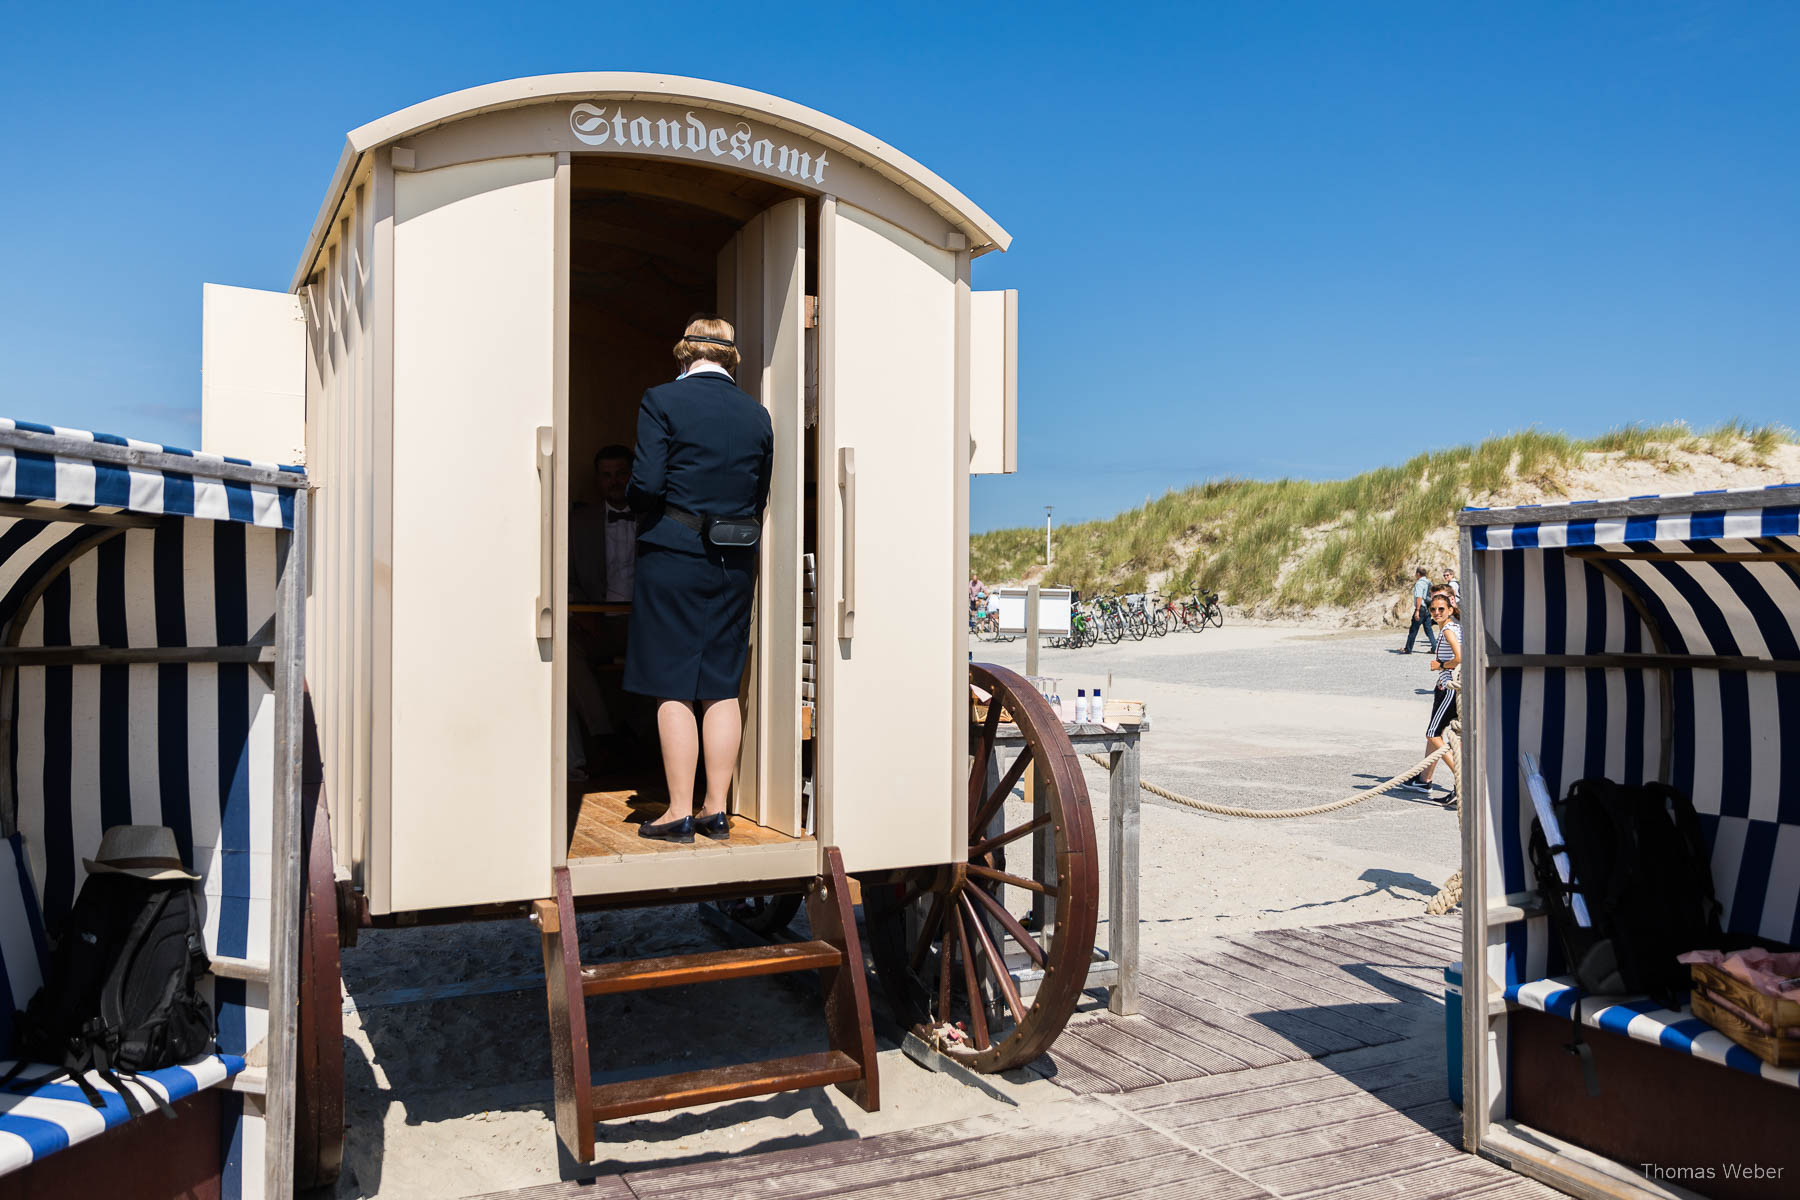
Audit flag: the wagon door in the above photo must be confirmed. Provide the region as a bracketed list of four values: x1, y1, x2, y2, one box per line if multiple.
[817, 200, 964, 872]
[717, 198, 807, 836]
[386, 155, 561, 911]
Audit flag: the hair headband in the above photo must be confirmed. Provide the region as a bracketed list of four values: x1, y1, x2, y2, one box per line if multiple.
[683, 334, 737, 348]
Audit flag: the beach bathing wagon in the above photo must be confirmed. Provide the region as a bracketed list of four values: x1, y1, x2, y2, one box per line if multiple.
[1457, 485, 1800, 1199]
[0, 422, 312, 1200]
[200, 73, 1097, 1173]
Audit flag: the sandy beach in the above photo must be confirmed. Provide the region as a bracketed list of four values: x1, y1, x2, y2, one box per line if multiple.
[328, 622, 1460, 1198]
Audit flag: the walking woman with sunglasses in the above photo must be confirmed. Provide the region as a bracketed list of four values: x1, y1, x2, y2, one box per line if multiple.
[1415, 591, 1461, 802]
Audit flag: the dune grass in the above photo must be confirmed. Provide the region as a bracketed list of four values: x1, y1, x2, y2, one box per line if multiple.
[971, 422, 1794, 609]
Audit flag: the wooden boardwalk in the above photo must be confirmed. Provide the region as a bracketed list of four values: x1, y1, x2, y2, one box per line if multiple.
[479, 916, 1561, 1200]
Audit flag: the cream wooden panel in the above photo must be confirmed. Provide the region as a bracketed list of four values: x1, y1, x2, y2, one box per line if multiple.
[716, 202, 804, 836]
[753, 199, 806, 835]
[299, 164, 378, 894]
[202, 284, 306, 466]
[819, 202, 959, 872]
[719, 216, 762, 820]
[389, 155, 557, 910]
[968, 290, 1017, 475]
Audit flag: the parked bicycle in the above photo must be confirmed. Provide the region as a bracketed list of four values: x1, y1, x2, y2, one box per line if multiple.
[1090, 594, 1127, 644]
[1149, 594, 1180, 637]
[1170, 590, 1224, 631]
[1049, 602, 1098, 649]
[1120, 593, 1151, 641]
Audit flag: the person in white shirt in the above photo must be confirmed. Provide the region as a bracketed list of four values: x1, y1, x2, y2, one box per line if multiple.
[572, 445, 640, 603]
[568, 445, 645, 781]
[1442, 567, 1460, 603]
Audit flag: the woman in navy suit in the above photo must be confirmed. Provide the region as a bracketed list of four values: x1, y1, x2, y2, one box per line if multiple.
[624, 315, 773, 842]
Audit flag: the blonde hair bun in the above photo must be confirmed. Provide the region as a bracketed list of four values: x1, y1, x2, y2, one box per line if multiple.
[673, 314, 740, 373]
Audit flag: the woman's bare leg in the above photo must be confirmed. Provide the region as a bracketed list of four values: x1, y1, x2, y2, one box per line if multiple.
[656, 700, 699, 821]
[1421, 736, 1443, 785]
[697, 698, 741, 818]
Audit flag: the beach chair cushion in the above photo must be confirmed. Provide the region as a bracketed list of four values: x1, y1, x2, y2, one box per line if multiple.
[0, 1055, 245, 1173]
[1505, 976, 1800, 1091]
[0, 832, 244, 1176]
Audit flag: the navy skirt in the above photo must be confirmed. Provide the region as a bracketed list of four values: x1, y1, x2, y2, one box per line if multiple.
[623, 543, 757, 701]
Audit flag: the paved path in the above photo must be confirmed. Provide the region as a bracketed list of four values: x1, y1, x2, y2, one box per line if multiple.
[478, 917, 1555, 1200]
[976, 624, 1465, 957]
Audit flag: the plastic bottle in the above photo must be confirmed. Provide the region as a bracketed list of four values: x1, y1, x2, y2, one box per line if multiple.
[1075, 689, 1088, 724]
[1091, 688, 1103, 726]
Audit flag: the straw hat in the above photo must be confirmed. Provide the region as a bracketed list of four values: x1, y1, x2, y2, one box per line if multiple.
[82, 825, 201, 882]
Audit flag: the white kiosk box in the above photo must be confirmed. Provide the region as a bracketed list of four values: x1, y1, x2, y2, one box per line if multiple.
[200, 74, 1104, 1175]
[993, 586, 1074, 636]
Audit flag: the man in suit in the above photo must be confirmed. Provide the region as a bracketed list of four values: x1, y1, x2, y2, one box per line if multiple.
[568, 445, 647, 781]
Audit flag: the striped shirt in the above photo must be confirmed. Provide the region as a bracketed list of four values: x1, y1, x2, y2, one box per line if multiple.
[1434, 619, 1461, 687]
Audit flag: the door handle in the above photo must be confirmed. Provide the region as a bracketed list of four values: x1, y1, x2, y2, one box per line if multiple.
[837, 446, 855, 639]
[536, 426, 554, 640]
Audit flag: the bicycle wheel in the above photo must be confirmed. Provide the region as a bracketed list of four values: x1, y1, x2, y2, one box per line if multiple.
[1103, 612, 1124, 643]
[1125, 610, 1147, 641]
[1206, 600, 1224, 628]
[1181, 605, 1202, 632]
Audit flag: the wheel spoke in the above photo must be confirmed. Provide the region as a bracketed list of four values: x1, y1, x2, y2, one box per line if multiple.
[937, 892, 956, 1023]
[909, 890, 949, 973]
[954, 906, 990, 1050]
[967, 863, 1052, 895]
[970, 812, 1050, 862]
[961, 890, 1027, 1025]
[967, 694, 1002, 811]
[967, 880, 1047, 968]
[971, 746, 1032, 837]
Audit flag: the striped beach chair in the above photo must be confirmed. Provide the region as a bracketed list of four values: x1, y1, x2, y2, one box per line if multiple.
[0, 830, 247, 1173]
[0, 420, 309, 1198]
[1459, 484, 1800, 1196]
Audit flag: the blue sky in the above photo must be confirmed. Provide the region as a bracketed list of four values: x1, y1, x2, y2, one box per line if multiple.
[2, 3, 1794, 532]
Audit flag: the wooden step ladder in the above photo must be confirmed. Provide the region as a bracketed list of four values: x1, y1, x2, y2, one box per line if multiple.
[535, 846, 879, 1164]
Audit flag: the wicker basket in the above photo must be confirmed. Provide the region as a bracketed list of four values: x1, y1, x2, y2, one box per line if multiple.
[1690, 962, 1800, 1068]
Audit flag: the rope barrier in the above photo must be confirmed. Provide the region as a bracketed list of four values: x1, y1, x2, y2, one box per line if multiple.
[1081, 670, 1466, 910]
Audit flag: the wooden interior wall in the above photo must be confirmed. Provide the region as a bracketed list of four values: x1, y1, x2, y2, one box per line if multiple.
[567, 158, 801, 501]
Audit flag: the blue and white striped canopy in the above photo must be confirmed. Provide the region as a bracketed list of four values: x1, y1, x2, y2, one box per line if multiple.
[0, 421, 304, 633]
[1464, 483, 1800, 987]
[0, 419, 303, 531]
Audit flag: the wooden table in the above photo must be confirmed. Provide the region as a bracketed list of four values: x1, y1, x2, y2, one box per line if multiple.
[992, 720, 1143, 1017]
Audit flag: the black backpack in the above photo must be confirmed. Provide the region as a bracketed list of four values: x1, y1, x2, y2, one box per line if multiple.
[6, 872, 215, 1115]
[1529, 777, 1723, 998]
[1528, 777, 1724, 1094]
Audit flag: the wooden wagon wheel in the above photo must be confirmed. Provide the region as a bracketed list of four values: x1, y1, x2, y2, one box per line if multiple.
[295, 692, 345, 1190]
[864, 662, 1098, 1072]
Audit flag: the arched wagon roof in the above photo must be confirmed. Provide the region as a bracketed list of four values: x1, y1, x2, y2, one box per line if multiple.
[293, 72, 1013, 291]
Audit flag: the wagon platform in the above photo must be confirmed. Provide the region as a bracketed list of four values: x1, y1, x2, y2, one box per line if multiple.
[420, 914, 1558, 1200]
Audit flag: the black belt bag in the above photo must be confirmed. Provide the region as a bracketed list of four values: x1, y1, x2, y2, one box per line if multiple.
[665, 505, 760, 549]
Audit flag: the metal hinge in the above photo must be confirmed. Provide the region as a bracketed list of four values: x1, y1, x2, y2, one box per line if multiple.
[805, 296, 819, 328]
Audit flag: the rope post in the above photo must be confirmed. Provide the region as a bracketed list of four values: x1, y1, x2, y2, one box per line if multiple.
[1025, 583, 1040, 678]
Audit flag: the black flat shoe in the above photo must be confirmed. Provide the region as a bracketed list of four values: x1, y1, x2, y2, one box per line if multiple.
[695, 811, 730, 840]
[638, 815, 694, 843]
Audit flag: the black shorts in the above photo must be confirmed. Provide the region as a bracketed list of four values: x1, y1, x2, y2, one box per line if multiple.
[1426, 686, 1458, 738]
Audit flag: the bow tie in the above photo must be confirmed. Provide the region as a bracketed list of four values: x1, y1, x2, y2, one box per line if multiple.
[606, 508, 633, 524]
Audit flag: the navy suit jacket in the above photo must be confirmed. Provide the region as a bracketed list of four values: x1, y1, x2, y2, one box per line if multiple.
[627, 370, 774, 555]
